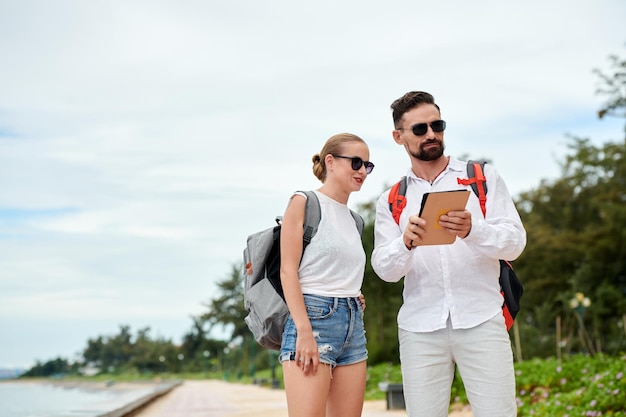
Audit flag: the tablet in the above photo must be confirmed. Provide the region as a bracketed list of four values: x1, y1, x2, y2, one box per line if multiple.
[417, 190, 471, 245]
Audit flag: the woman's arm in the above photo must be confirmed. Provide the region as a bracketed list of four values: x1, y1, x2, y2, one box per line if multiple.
[279, 193, 319, 375]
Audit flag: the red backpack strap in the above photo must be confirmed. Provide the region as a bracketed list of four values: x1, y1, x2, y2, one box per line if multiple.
[457, 160, 487, 217]
[388, 176, 407, 225]
[472, 162, 487, 217]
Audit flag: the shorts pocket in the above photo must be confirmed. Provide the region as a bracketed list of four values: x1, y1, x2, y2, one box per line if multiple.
[303, 295, 335, 320]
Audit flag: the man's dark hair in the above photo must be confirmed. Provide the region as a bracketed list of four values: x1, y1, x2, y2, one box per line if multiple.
[391, 91, 441, 128]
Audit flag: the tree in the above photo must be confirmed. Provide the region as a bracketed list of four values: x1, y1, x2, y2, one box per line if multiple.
[515, 137, 626, 355]
[101, 325, 134, 372]
[129, 327, 173, 373]
[513, 46, 626, 357]
[81, 325, 180, 374]
[358, 200, 404, 364]
[201, 264, 248, 340]
[200, 265, 257, 378]
[21, 357, 77, 377]
[594, 45, 626, 121]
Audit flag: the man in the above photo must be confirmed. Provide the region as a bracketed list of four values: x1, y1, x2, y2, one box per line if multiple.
[371, 91, 526, 417]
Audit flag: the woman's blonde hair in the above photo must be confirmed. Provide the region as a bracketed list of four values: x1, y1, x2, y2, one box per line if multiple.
[312, 133, 366, 183]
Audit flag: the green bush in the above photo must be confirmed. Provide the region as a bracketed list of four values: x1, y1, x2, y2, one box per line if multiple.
[365, 353, 626, 415]
[365, 362, 403, 400]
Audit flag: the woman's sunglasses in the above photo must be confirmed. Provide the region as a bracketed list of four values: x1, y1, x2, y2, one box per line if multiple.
[397, 119, 446, 136]
[331, 154, 375, 174]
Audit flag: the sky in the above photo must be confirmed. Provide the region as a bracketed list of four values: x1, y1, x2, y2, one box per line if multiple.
[1, 0, 624, 369]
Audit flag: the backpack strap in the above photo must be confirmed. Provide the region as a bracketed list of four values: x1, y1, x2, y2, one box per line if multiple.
[301, 191, 322, 247]
[350, 210, 365, 236]
[457, 160, 487, 217]
[301, 191, 364, 241]
[388, 176, 408, 225]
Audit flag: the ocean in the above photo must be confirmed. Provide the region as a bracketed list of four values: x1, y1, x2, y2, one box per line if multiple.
[0, 380, 163, 417]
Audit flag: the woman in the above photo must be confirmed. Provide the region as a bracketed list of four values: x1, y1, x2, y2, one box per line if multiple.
[279, 133, 374, 417]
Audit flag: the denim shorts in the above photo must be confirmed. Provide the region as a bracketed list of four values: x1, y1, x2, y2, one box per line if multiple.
[279, 294, 368, 368]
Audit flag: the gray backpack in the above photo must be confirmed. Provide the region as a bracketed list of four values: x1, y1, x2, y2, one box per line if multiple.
[243, 191, 364, 350]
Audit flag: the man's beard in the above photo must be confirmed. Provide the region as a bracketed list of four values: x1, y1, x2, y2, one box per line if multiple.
[411, 140, 445, 161]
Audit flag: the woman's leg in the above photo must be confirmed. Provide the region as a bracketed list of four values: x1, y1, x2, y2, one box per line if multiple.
[282, 361, 332, 417]
[326, 361, 367, 417]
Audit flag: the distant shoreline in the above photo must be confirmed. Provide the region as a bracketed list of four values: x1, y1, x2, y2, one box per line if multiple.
[0, 378, 182, 417]
[0, 377, 178, 393]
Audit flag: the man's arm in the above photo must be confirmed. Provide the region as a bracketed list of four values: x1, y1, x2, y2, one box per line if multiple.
[462, 165, 527, 261]
[371, 192, 415, 282]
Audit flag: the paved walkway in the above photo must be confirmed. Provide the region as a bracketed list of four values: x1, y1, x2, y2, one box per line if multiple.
[130, 380, 473, 417]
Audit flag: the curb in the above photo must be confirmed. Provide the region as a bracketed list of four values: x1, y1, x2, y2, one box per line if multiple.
[96, 380, 182, 417]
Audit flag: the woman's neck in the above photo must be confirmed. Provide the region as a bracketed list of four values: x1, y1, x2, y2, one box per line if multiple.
[317, 185, 349, 205]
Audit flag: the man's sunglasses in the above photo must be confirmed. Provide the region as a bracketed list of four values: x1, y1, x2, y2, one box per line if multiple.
[397, 119, 446, 136]
[331, 154, 375, 174]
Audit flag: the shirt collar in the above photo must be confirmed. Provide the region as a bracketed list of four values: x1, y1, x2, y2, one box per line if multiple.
[405, 156, 465, 180]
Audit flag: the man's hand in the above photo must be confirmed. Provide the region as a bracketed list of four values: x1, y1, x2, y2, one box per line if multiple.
[403, 215, 427, 249]
[439, 210, 472, 238]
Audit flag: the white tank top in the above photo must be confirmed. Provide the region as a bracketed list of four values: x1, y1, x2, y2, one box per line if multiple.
[297, 191, 365, 297]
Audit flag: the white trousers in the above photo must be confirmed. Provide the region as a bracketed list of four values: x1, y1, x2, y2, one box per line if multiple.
[399, 314, 516, 417]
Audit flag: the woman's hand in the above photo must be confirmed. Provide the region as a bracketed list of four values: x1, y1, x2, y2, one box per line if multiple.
[358, 293, 366, 310]
[295, 331, 320, 375]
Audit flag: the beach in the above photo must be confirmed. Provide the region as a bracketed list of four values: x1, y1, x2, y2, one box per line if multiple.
[1, 378, 473, 416]
[129, 379, 473, 417]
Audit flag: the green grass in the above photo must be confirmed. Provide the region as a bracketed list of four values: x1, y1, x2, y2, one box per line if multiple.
[513, 354, 625, 416]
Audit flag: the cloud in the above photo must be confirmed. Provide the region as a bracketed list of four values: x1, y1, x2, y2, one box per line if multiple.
[1, 0, 625, 368]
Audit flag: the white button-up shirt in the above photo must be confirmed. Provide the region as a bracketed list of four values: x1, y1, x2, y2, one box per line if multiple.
[371, 157, 526, 332]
